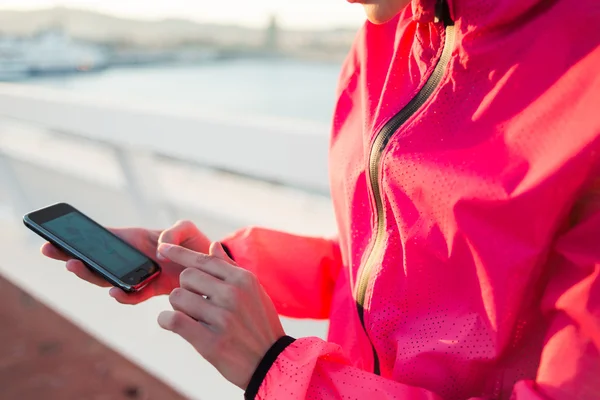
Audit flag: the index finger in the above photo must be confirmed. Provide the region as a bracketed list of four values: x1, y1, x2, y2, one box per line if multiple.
[157, 244, 233, 281]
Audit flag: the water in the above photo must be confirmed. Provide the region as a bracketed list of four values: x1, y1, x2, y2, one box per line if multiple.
[23, 58, 342, 124]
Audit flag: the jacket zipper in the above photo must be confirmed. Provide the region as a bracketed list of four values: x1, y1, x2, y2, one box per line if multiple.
[354, 0, 456, 375]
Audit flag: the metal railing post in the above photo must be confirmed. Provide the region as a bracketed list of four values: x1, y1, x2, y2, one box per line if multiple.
[112, 147, 173, 229]
[0, 150, 32, 222]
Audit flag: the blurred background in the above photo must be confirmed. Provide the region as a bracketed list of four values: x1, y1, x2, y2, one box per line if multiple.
[0, 1, 364, 399]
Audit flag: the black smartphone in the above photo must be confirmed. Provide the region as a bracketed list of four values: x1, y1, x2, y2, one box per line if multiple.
[23, 202, 160, 292]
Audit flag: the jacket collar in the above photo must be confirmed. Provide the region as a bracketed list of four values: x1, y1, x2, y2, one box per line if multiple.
[412, 0, 549, 30]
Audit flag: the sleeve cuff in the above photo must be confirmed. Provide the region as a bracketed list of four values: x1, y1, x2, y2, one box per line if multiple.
[244, 335, 296, 400]
[220, 242, 235, 261]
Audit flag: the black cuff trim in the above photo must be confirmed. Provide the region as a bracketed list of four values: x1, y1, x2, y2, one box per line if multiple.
[221, 243, 234, 261]
[244, 335, 296, 400]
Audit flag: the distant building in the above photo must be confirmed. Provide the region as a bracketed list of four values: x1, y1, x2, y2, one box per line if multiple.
[264, 14, 279, 51]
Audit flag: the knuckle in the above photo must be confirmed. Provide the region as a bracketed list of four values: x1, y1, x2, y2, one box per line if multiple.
[215, 311, 233, 330]
[220, 286, 240, 309]
[168, 312, 186, 331]
[233, 269, 255, 288]
[179, 268, 197, 284]
[194, 253, 209, 267]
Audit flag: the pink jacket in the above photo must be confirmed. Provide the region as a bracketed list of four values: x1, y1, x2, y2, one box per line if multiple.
[224, 0, 600, 398]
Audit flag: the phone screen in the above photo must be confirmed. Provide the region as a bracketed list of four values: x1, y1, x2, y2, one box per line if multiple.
[42, 211, 148, 278]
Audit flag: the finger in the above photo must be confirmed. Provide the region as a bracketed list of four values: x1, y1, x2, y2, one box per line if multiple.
[65, 259, 112, 287]
[157, 244, 233, 280]
[209, 242, 237, 266]
[111, 228, 162, 260]
[159, 220, 199, 244]
[208, 242, 256, 291]
[179, 268, 226, 300]
[41, 242, 71, 262]
[169, 288, 224, 326]
[158, 310, 214, 354]
[158, 220, 206, 258]
[109, 287, 155, 305]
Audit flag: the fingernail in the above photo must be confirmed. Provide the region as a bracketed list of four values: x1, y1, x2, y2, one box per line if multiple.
[158, 243, 173, 257]
[215, 242, 226, 257]
[109, 287, 119, 298]
[156, 251, 166, 261]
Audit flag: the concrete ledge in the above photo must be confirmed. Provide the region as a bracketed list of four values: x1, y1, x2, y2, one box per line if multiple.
[0, 274, 189, 400]
[0, 83, 331, 193]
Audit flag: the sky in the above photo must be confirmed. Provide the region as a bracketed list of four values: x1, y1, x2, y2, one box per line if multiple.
[0, 0, 367, 29]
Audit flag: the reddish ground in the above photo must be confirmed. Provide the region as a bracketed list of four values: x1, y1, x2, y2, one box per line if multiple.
[0, 275, 189, 400]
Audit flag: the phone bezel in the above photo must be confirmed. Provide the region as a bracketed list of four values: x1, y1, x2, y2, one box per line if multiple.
[23, 203, 160, 293]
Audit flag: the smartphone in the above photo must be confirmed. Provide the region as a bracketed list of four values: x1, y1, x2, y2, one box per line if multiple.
[23, 203, 160, 292]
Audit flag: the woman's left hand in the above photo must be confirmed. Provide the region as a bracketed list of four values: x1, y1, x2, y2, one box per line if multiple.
[156, 241, 285, 390]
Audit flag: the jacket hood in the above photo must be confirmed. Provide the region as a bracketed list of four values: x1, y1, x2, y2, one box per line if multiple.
[412, 0, 550, 30]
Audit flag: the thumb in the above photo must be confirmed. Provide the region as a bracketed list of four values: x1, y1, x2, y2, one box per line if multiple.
[209, 242, 236, 265]
[159, 220, 200, 246]
[158, 220, 208, 259]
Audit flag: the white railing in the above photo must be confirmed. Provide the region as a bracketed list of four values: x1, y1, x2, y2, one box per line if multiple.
[0, 83, 331, 191]
[0, 83, 333, 399]
[0, 83, 336, 233]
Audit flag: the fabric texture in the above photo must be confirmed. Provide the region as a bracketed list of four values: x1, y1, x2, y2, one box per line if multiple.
[223, 0, 600, 398]
[245, 336, 296, 400]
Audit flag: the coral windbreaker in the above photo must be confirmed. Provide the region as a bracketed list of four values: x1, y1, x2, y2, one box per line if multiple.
[223, 0, 600, 398]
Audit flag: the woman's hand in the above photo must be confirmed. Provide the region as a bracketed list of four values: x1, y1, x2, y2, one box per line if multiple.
[41, 220, 211, 304]
[157, 242, 285, 390]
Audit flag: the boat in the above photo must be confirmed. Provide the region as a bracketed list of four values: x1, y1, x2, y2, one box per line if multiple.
[0, 30, 109, 81]
[26, 29, 109, 76]
[0, 37, 30, 81]
[0, 59, 30, 81]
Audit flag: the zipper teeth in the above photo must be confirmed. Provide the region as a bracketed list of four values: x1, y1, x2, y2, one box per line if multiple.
[357, 23, 456, 303]
[355, 21, 456, 373]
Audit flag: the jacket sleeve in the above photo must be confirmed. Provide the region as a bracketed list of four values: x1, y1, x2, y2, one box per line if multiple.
[249, 189, 600, 400]
[221, 227, 343, 320]
[521, 182, 600, 400]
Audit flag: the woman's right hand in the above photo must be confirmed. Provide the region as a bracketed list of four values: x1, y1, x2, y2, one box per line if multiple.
[41, 220, 211, 305]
